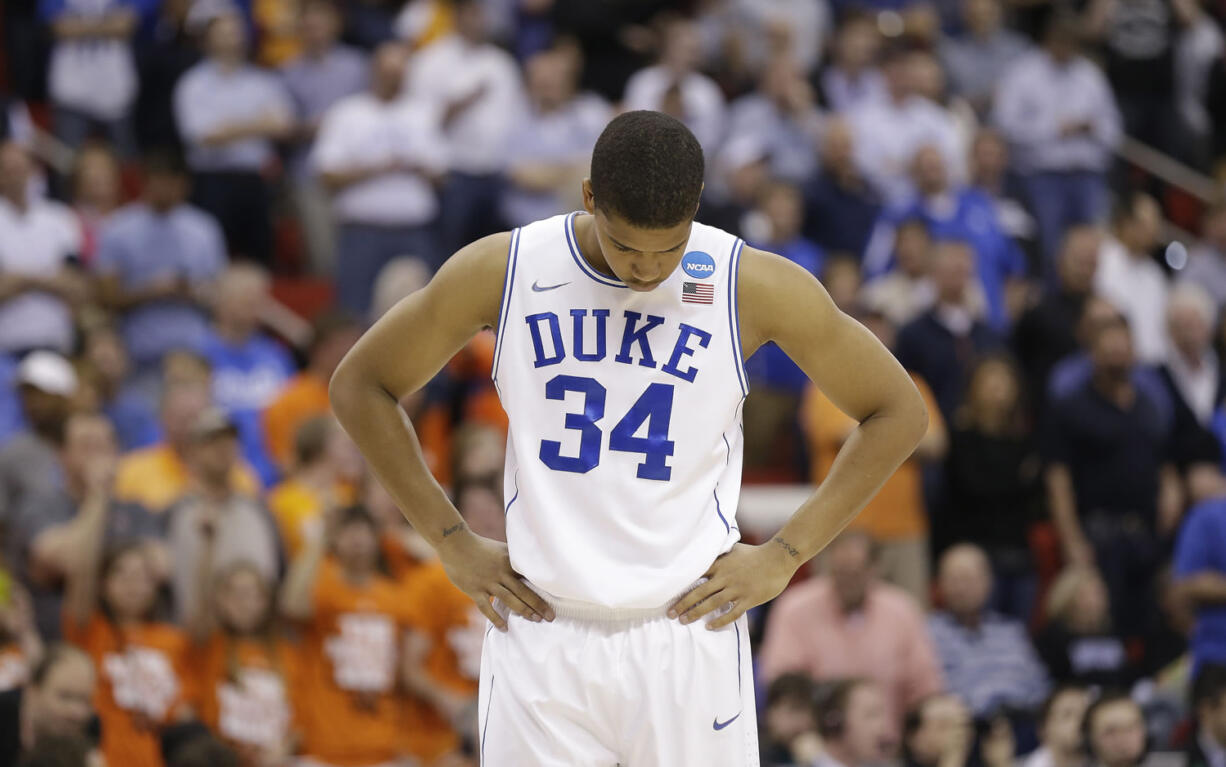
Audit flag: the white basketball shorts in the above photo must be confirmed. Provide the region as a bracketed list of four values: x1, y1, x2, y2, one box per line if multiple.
[477, 595, 759, 766]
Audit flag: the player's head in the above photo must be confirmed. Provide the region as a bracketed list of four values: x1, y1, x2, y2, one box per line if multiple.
[584, 111, 704, 292]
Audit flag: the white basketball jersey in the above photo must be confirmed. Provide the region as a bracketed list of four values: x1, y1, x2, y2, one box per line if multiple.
[491, 212, 749, 608]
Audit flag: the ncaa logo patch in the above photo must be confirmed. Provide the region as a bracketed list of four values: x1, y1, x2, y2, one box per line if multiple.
[682, 251, 716, 279]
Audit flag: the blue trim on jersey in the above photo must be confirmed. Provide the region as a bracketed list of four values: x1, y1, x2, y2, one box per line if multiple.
[481, 674, 495, 763]
[734, 622, 743, 695]
[565, 211, 627, 288]
[713, 489, 730, 533]
[491, 228, 521, 383]
[504, 471, 520, 517]
[727, 239, 749, 396]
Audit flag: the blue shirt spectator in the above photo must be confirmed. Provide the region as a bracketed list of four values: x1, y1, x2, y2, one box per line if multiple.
[279, 0, 369, 179]
[927, 545, 1050, 718]
[1174, 498, 1226, 670]
[94, 151, 226, 370]
[202, 265, 295, 487]
[864, 146, 1025, 330]
[502, 48, 611, 228]
[0, 355, 20, 447]
[746, 182, 825, 394]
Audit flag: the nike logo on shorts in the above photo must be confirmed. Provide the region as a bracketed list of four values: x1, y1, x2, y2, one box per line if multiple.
[712, 713, 741, 731]
[531, 280, 570, 292]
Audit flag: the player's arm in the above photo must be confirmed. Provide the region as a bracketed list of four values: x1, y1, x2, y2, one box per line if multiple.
[329, 234, 553, 629]
[671, 246, 928, 629]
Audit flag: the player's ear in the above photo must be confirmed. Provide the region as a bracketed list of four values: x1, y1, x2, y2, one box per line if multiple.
[582, 178, 596, 214]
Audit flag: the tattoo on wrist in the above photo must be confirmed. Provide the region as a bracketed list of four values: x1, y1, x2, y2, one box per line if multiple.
[773, 536, 800, 559]
[442, 523, 464, 538]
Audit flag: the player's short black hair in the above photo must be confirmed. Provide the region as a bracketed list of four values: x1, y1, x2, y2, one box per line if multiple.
[589, 110, 704, 229]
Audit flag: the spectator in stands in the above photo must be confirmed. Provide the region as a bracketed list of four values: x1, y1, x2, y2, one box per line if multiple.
[861, 220, 938, 327]
[281, 0, 369, 275]
[760, 532, 944, 738]
[1160, 285, 1226, 477]
[803, 117, 882, 258]
[161, 725, 240, 767]
[173, 7, 293, 265]
[1037, 568, 1137, 688]
[939, 0, 1030, 115]
[848, 42, 966, 204]
[993, 12, 1121, 269]
[502, 44, 611, 228]
[1084, 693, 1147, 767]
[41, 0, 139, 154]
[314, 42, 446, 317]
[14, 732, 94, 767]
[896, 239, 1003, 421]
[928, 544, 1049, 718]
[0, 142, 86, 357]
[0, 645, 98, 766]
[1095, 193, 1170, 365]
[16, 412, 163, 640]
[407, 0, 526, 255]
[280, 505, 415, 767]
[969, 129, 1039, 269]
[726, 55, 823, 184]
[1022, 685, 1091, 767]
[263, 312, 360, 472]
[114, 380, 260, 512]
[1043, 316, 1181, 632]
[94, 149, 227, 379]
[0, 352, 76, 524]
[1189, 665, 1226, 767]
[168, 408, 280, 627]
[1081, 0, 1192, 156]
[0, 582, 42, 694]
[0, 354, 21, 447]
[744, 180, 825, 470]
[1013, 226, 1100, 413]
[944, 356, 1042, 618]
[268, 415, 361, 557]
[68, 144, 122, 266]
[819, 14, 887, 113]
[1181, 203, 1226, 306]
[622, 15, 726, 156]
[1174, 497, 1226, 670]
[62, 529, 190, 767]
[902, 694, 973, 767]
[864, 145, 1025, 330]
[760, 673, 822, 767]
[79, 325, 157, 451]
[811, 679, 897, 767]
[803, 314, 947, 604]
[186, 550, 297, 765]
[203, 263, 293, 486]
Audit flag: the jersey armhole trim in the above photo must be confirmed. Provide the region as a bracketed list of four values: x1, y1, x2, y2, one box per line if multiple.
[491, 227, 521, 384]
[727, 238, 749, 397]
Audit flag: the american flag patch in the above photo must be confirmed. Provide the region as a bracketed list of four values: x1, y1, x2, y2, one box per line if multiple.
[682, 281, 715, 305]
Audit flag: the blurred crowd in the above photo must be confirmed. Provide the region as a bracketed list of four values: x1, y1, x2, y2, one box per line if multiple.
[2, 0, 1226, 765]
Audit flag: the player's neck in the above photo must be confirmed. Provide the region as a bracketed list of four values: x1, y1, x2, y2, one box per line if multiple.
[572, 213, 618, 280]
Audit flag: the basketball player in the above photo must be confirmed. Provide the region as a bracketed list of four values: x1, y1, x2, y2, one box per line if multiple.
[330, 111, 928, 765]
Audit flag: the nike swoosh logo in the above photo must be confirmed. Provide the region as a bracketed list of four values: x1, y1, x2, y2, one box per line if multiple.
[531, 280, 570, 292]
[713, 712, 741, 731]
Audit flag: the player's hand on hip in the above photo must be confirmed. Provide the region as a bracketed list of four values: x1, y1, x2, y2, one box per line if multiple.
[438, 530, 555, 631]
[667, 542, 797, 630]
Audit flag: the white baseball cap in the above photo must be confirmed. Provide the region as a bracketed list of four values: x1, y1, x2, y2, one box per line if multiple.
[16, 351, 78, 397]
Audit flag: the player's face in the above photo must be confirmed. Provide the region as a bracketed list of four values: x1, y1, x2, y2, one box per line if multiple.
[583, 185, 693, 292]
